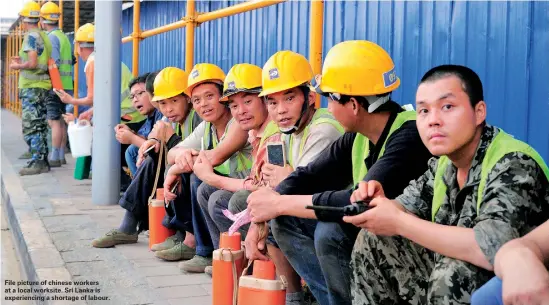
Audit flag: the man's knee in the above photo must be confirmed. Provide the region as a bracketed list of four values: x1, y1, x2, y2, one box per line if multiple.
[471, 277, 503, 305]
[314, 222, 350, 257]
[228, 190, 250, 214]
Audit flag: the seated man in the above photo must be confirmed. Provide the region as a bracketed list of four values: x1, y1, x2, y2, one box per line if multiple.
[245, 41, 431, 305]
[115, 72, 163, 177]
[163, 63, 253, 271]
[91, 67, 202, 250]
[345, 65, 549, 305]
[471, 219, 549, 305]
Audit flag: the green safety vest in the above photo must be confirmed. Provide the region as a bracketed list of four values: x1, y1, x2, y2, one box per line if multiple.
[19, 28, 52, 89]
[202, 120, 253, 176]
[431, 129, 549, 222]
[175, 110, 197, 138]
[50, 29, 73, 90]
[262, 108, 344, 168]
[120, 63, 145, 124]
[351, 110, 417, 185]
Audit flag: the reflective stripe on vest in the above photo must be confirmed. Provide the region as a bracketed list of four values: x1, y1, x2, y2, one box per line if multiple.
[431, 129, 549, 222]
[51, 29, 73, 90]
[19, 29, 52, 89]
[351, 110, 417, 186]
[202, 120, 253, 176]
[280, 108, 344, 168]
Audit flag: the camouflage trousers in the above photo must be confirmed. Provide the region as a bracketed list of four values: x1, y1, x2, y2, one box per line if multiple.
[20, 88, 49, 160]
[351, 230, 493, 305]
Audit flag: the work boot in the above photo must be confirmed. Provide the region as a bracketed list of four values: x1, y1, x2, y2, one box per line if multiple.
[49, 159, 62, 168]
[204, 266, 213, 277]
[178, 255, 212, 273]
[18, 151, 32, 159]
[151, 234, 179, 252]
[19, 160, 50, 176]
[91, 229, 138, 248]
[154, 241, 195, 261]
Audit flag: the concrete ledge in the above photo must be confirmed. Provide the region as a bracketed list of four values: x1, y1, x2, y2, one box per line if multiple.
[1, 152, 60, 305]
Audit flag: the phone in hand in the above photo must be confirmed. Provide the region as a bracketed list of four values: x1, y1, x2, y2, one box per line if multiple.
[266, 142, 286, 167]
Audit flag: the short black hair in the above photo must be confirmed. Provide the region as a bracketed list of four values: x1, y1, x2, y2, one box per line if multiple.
[420, 65, 484, 107]
[129, 72, 151, 91]
[145, 70, 160, 96]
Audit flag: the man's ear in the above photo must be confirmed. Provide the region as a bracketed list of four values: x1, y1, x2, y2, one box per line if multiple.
[475, 100, 487, 126]
[350, 97, 360, 116]
[308, 91, 317, 107]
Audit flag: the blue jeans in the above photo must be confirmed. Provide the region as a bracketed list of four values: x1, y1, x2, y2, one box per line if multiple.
[197, 183, 234, 249]
[124, 145, 139, 176]
[471, 277, 504, 305]
[271, 217, 359, 305]
[189, 174, 215, 257]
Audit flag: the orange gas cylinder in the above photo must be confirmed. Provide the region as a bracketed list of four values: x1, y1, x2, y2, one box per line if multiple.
[237, 260, 286, 305]
[213, 232, 245, 305]
[148, 188, 175, 250]
[48, 58, 63, 90]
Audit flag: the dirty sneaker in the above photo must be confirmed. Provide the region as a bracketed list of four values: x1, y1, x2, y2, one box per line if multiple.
[154, 241, 195, 261]
[204, 266, 213, 277]
[49, 159, 62, 168]
[91, 229, 138, 248]
[151, 235, 179, 252]
[19, 160, 50, 176]
[178, 255, 212, 273]
[18, 151, 32, 159]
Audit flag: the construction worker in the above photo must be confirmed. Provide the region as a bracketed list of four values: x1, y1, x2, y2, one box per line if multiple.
[162, 63, 253, 272]
[92, 67, 201, 249]
[345, 65, 549, 305]
[10, 1, 52, 175]
[57, 23, 145, 125]
[244, 42, 432, 305]
[40, 1, 73, 167]
[471, 219, 549, 305]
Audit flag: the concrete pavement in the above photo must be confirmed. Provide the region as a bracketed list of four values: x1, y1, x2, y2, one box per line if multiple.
[1, 109, 212, 305]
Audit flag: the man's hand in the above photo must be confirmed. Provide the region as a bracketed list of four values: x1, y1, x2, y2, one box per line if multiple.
[247, 187, 282, 223]
[244, 222, 269, 261]
[503, 267, 549, 305]
[175, 149, 199, 173]
[9, 57, 21, 70]
[350, 180, 386, 203]
[79, 108, 93, 121]
[343, 197, 405, 236]
[56, 89, 74, 104]
[115, 128, 135, 145]
[154, 121, 175, 142]
[261, 164, 293, 188]
[163, 169, 182, 202]
[192, 151, 215, 184]
[62, 113, 76, 124]
[137, 139, 159, 167]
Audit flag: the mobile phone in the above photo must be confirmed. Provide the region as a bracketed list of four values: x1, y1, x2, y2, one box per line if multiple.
[266, 142, 286, 167]
[305, 199, 373, 217]
[171, 180, 180, 194]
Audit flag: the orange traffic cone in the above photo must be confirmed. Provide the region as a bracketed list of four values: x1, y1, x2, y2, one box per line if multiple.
[213, 232, 245, 305]
[148, 188, 175, 250]
[237, 260, 286, 305]
[48, 58, 63, 90]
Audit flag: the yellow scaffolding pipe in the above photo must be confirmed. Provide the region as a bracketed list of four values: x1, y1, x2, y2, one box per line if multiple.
[6, 33, 11, 110]
[74, 0, 80, 116]
[59, 0, 63, 30]
[132, 0, 141, 76]
[196, 0, 285, 23]
[309, 0, 324, 108]
[185, 0, 196, 72]
[17, 24, 23, 116]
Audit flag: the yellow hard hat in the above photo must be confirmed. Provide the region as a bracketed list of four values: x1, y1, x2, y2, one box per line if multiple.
[186, 63, 226, 97]
[258, 50, 313, 97]
[152, 67, 189, 102]
[40, 1, 60, 22]
[316, 40, 400, 96]
[19, 1, 41, 21]
[75, 23, 94, 46]
[221, 63, 263, 101]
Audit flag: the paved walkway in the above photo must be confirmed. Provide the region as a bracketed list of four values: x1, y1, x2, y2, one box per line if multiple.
[1, 109, 212, 305]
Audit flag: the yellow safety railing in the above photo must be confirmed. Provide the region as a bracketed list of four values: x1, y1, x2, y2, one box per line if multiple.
[3, 0, 325, 114]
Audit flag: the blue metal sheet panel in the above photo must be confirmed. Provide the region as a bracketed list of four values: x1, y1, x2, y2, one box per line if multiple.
[120, 0, 549, 160]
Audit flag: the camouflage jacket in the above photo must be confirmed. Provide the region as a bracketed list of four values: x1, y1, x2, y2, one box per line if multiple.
[397, 124, 549, 265]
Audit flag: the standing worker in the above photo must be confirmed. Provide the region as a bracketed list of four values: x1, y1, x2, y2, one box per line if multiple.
[10, 1, 52, 175]
[40, 1, 73, 167]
